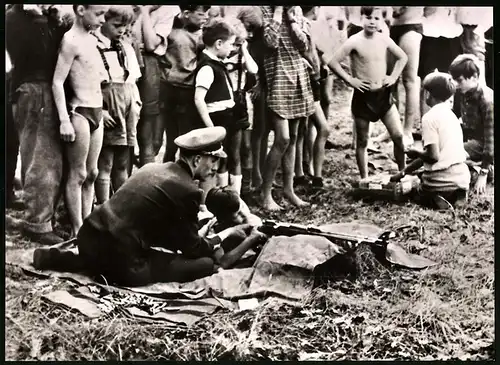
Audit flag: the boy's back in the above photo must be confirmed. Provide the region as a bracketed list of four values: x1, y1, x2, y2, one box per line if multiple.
[422, 103, 467, 171]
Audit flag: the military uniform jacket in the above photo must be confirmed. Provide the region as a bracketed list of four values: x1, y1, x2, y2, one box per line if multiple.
[85, 161, 215, 259]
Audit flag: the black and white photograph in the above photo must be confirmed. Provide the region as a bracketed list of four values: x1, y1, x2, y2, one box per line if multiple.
[5, 4, 494, 360]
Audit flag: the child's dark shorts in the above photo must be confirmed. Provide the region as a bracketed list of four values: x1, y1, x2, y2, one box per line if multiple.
[210, 108, 248, 133]
[351, 87, 395, 122]
[347, 23, 363, 38]
[137, 54, 161, 117]
[310, 75, 321, 102]
[389, 23, 423, 45]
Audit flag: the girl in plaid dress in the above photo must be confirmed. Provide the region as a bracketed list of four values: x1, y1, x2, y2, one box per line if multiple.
[259, 6, 315, 211]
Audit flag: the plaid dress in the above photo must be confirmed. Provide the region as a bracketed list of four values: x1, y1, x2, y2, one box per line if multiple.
[260, 6, 314, 120]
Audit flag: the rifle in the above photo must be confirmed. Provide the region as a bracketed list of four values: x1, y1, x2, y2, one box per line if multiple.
[258, 219, 395, 253]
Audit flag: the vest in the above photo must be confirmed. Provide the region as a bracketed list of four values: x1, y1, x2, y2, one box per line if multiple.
[195, 52, 233, 103]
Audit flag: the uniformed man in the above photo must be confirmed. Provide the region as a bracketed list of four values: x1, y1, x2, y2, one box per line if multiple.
[33, 127, 264, 286]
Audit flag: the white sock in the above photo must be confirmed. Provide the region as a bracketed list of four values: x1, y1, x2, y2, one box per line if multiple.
[217, 172, 229, 187]
[229, 174, 242, 195]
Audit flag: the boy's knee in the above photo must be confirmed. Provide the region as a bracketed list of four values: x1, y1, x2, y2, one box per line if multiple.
[70, 168, 88, 185]
[402, 74, 419, 87]
[356, 132, 369, 148]
[275, 135, 290, 151]
[86, 168, 99, 183]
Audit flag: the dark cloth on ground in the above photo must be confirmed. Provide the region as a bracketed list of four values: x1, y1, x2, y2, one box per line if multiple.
[351, 86, 394, 122]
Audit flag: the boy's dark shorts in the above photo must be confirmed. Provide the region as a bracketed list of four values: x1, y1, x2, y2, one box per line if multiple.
[351, 87, 395, 122]
[210, 108, 248, 133]
[418, 35, 462, 79]
[310, 75, 321, 102]
[389, 23, 423, 45]
[137, 54, 161, 117]
[162, 83, 204, 135]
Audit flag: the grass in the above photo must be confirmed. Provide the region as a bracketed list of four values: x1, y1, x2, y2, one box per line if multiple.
[5, 79, 494, 361]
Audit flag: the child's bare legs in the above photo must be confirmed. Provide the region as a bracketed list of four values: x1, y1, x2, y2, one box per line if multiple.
[95, 146, 114, 204]
[381, 105, 406, 171]
[110, 146, 130, 194]
[398, 31, 422, 140]
[320, 74, 334, 121]
[82, 123, 103, 220]
[304, 118, 316, 176]
[240, 129, 252, 193]
[251, 95, 267, 190]
[311, 102, 330, 178]
[294, 118, 307, 178]
[282, 118, 308, 207]
[260, 113, 290, 211]
[65, 115, 102, 236]
[354, 117, 371, 180]
[227, 130, 243, 194]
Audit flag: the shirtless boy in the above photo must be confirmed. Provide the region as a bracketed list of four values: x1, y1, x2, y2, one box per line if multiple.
[327, 6, 407, 180]
[52, 5, 109, 236]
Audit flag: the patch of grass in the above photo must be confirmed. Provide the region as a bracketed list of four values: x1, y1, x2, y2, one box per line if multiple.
[5, 80, 494, 361]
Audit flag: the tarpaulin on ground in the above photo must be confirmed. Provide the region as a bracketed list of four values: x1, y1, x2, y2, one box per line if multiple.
[5, 221, 437, 326]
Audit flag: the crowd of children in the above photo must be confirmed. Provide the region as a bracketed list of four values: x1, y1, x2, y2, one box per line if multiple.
[6, 5, 494, 245]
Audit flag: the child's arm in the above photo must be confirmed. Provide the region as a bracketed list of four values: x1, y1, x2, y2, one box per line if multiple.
[194, 87, 214, 128]
[287, 7, 309, 53]
[479, 93, 494, 169]
[390, 158, 424, 181]
[194, 65, 216, 128]
[383, 37, 408, 87]
[262, 6, 283, 50]
[52, 36, 77, 142]
[325, 39, 371, 92]
[240, 41, 258, 75]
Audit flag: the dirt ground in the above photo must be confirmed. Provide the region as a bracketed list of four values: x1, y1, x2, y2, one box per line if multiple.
[5, 77, 494, 360]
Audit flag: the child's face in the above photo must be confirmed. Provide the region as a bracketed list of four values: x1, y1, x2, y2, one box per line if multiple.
[78, 5, 108, 31]
[101, 18, 128, 41]
[362, 9, 384, 34]
[216, 35, 236, 59]
[184, 8, 209, 29]
[453, 75, 479, 93]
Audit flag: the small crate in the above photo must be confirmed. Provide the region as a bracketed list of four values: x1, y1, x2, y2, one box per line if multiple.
[352, 173, 420, 201]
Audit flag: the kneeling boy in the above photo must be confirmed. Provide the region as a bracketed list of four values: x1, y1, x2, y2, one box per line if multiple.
[391, 71, 470, 209]
[449, 54, 494, 195]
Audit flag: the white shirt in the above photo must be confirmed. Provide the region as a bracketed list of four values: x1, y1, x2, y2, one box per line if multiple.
[195, 49, 235, 114]
[421, 101, 467, 171]
[423, 7, 463, 38]
[94, 30, 142, 84]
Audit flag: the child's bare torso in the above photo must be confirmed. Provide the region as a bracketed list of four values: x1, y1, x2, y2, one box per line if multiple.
[349, 32, 389, 90]
[65, 28, 106, 108]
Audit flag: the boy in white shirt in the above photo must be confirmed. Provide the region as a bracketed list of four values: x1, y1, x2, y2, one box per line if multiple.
[94, 6, 142, 203]
[391, 71, 470, 209]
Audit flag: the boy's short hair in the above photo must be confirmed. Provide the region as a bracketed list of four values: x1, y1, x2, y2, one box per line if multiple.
[300, 6, 316, 15]
[180, 5, 211, 13]
[449, 54, 481, 79]
[105, 5, 135, 25]
[72, 4, 89, 13]
[422, 71, 456, 102]
[206, 186, 240, 219]
[202, 19, 235, 47]
[236, 6, 263, 32]
[360, 6, 387, 18]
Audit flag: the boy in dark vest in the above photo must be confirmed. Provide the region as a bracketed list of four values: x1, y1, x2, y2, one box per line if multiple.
[194, 20, 244, 194]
